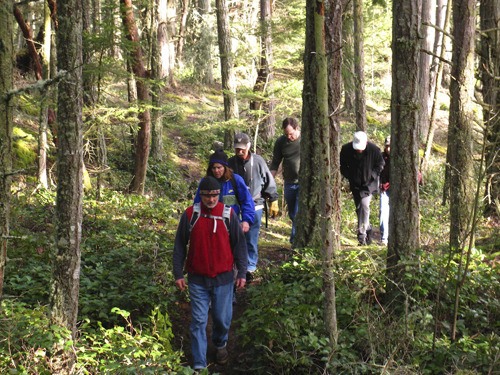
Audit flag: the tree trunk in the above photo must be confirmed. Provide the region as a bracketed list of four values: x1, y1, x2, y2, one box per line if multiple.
[447, 0, 476, 250]
[353, 0, 366, 131]
[121, 0, 152, 195]
[0, 0, 14, 298]
[421, 0, 451, 172]
[50, 0, 84, 372]
[386, 0, 422, 307]
[176, 0, 190, 66]
[480, 0, 500, 218]
[326, 0, 343, 348]
[216, 0, 239, 124]
[13, 5, 43, 80]
[150, 0, 168, 161]
[341, 0, 355, 113]
[195, 0, 214, 84]
[418, 0, 435, 143]
[38, 0, 53, 189]
[251, 0, 276, 142]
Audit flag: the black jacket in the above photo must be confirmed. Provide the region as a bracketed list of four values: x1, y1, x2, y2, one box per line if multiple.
[340, 141, 385, 195]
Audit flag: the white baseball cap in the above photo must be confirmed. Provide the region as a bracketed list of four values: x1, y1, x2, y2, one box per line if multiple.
[352, 131, 367, 151]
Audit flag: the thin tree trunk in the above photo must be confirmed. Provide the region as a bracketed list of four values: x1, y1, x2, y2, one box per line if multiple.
[196, 0, 214, 84]
[50, 0, 84, 371]
[0, 0, 14, 298]
[421, 0, 451, 172]
[13, 5, 43, 80]
[251, 0, 276, 142]
[176, 0, 190, 66]
[353, 0, 366, 131]
[342, 0, 355, 113]
[480, 0, 500, 218]
[216, 0, 239, 124]
[121, 0, 152, 195]
[447, 0, 476, 251]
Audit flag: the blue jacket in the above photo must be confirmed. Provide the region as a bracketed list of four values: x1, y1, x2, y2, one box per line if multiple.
[194, 173, 255, 225]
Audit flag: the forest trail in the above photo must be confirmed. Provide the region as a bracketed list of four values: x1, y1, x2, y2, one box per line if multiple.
[171, 242, 293, 374]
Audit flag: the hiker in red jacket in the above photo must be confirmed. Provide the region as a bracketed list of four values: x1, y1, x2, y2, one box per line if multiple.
[173, 176, 248, 370]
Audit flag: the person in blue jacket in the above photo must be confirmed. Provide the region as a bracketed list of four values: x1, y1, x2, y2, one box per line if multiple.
[194, 149, 255, 233]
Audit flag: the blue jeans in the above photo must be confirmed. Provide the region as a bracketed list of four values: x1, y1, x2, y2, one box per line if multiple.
[246, 209, 263, 272]
[284, 183, 299, 243]
[379, 190, 390, 242]
[188, 281, 233, 369]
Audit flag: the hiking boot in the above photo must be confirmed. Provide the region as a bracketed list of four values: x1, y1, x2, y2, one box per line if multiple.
[366, 229, 373, 245]
[216, 346, 229, 365]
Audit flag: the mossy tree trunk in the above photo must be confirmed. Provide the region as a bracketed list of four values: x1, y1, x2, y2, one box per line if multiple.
[447, 0, 476, 251]
[297, 0, 340, 348]
[0, 0, 14, 298]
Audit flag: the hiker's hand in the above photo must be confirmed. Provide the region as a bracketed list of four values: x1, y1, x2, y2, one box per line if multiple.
[269, 200, 279, 218]
[235, 278, 246, 289]
[175, 278, 187, 291]
[241, 221, 250, 233]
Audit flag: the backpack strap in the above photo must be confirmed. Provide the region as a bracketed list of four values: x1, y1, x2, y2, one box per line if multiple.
[188, 203, 231, 233]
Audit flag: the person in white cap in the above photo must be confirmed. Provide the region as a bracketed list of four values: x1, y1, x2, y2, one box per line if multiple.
[340, 131, 385, 245]
[379, 136, 391, 245]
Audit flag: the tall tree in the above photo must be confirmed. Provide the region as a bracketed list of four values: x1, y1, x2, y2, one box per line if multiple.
[325, 0, 343, 347]
[297, 0, 341, 347]
[447, 0, 476, 250]
[121, 0, 152, 195]
[386, 0, 422, 305]
[480, 0, 500, 218]
[50, 0, 84, 371]
[341, 0, 355, 113]
[216, 0, 239, 147]
[353, 0, 366, 130]
[251, 0, 276, 141]
[418, 0, 435, 142]
[0, 0, 14, 298]
[150, 0, 169, 161]
[195, 0, 214, 84]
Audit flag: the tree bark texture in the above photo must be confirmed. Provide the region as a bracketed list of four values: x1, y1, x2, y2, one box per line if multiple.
[447, 0, 476, 250]
[386, 0, 422, 304]
[121, 0, 152, 195]
[50, 0, 84, 371]
[480, 0, 500, 218]
[298, 0, 339, 348]
[0, 0, 14, 298]
[216, 0, 239, 122]
[353, 0, 366, 131]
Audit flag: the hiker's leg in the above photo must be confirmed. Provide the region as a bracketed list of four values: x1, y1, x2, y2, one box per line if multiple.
[284, 183, 299, 243]
[189, 282, 210, 369]
[246, 209, 263, 272]
[211, 282, 233, 348]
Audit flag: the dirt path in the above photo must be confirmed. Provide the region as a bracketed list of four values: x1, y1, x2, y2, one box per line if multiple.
[171, 244, 292, 373]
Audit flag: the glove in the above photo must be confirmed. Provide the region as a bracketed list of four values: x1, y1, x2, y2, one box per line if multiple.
[269, 200, 279, 218]
[380, 182, 390, 191]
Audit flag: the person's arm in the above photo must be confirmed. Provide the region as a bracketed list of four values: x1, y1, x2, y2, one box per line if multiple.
[259, 157, 279, 202]
[269, 138, 283, 177]
[371, 147, 385, 180]
[229, 209, 248, 288]
[173, 211, 190, 291]
[235, 174, 255, 226]
[339, 144, 349, 179]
